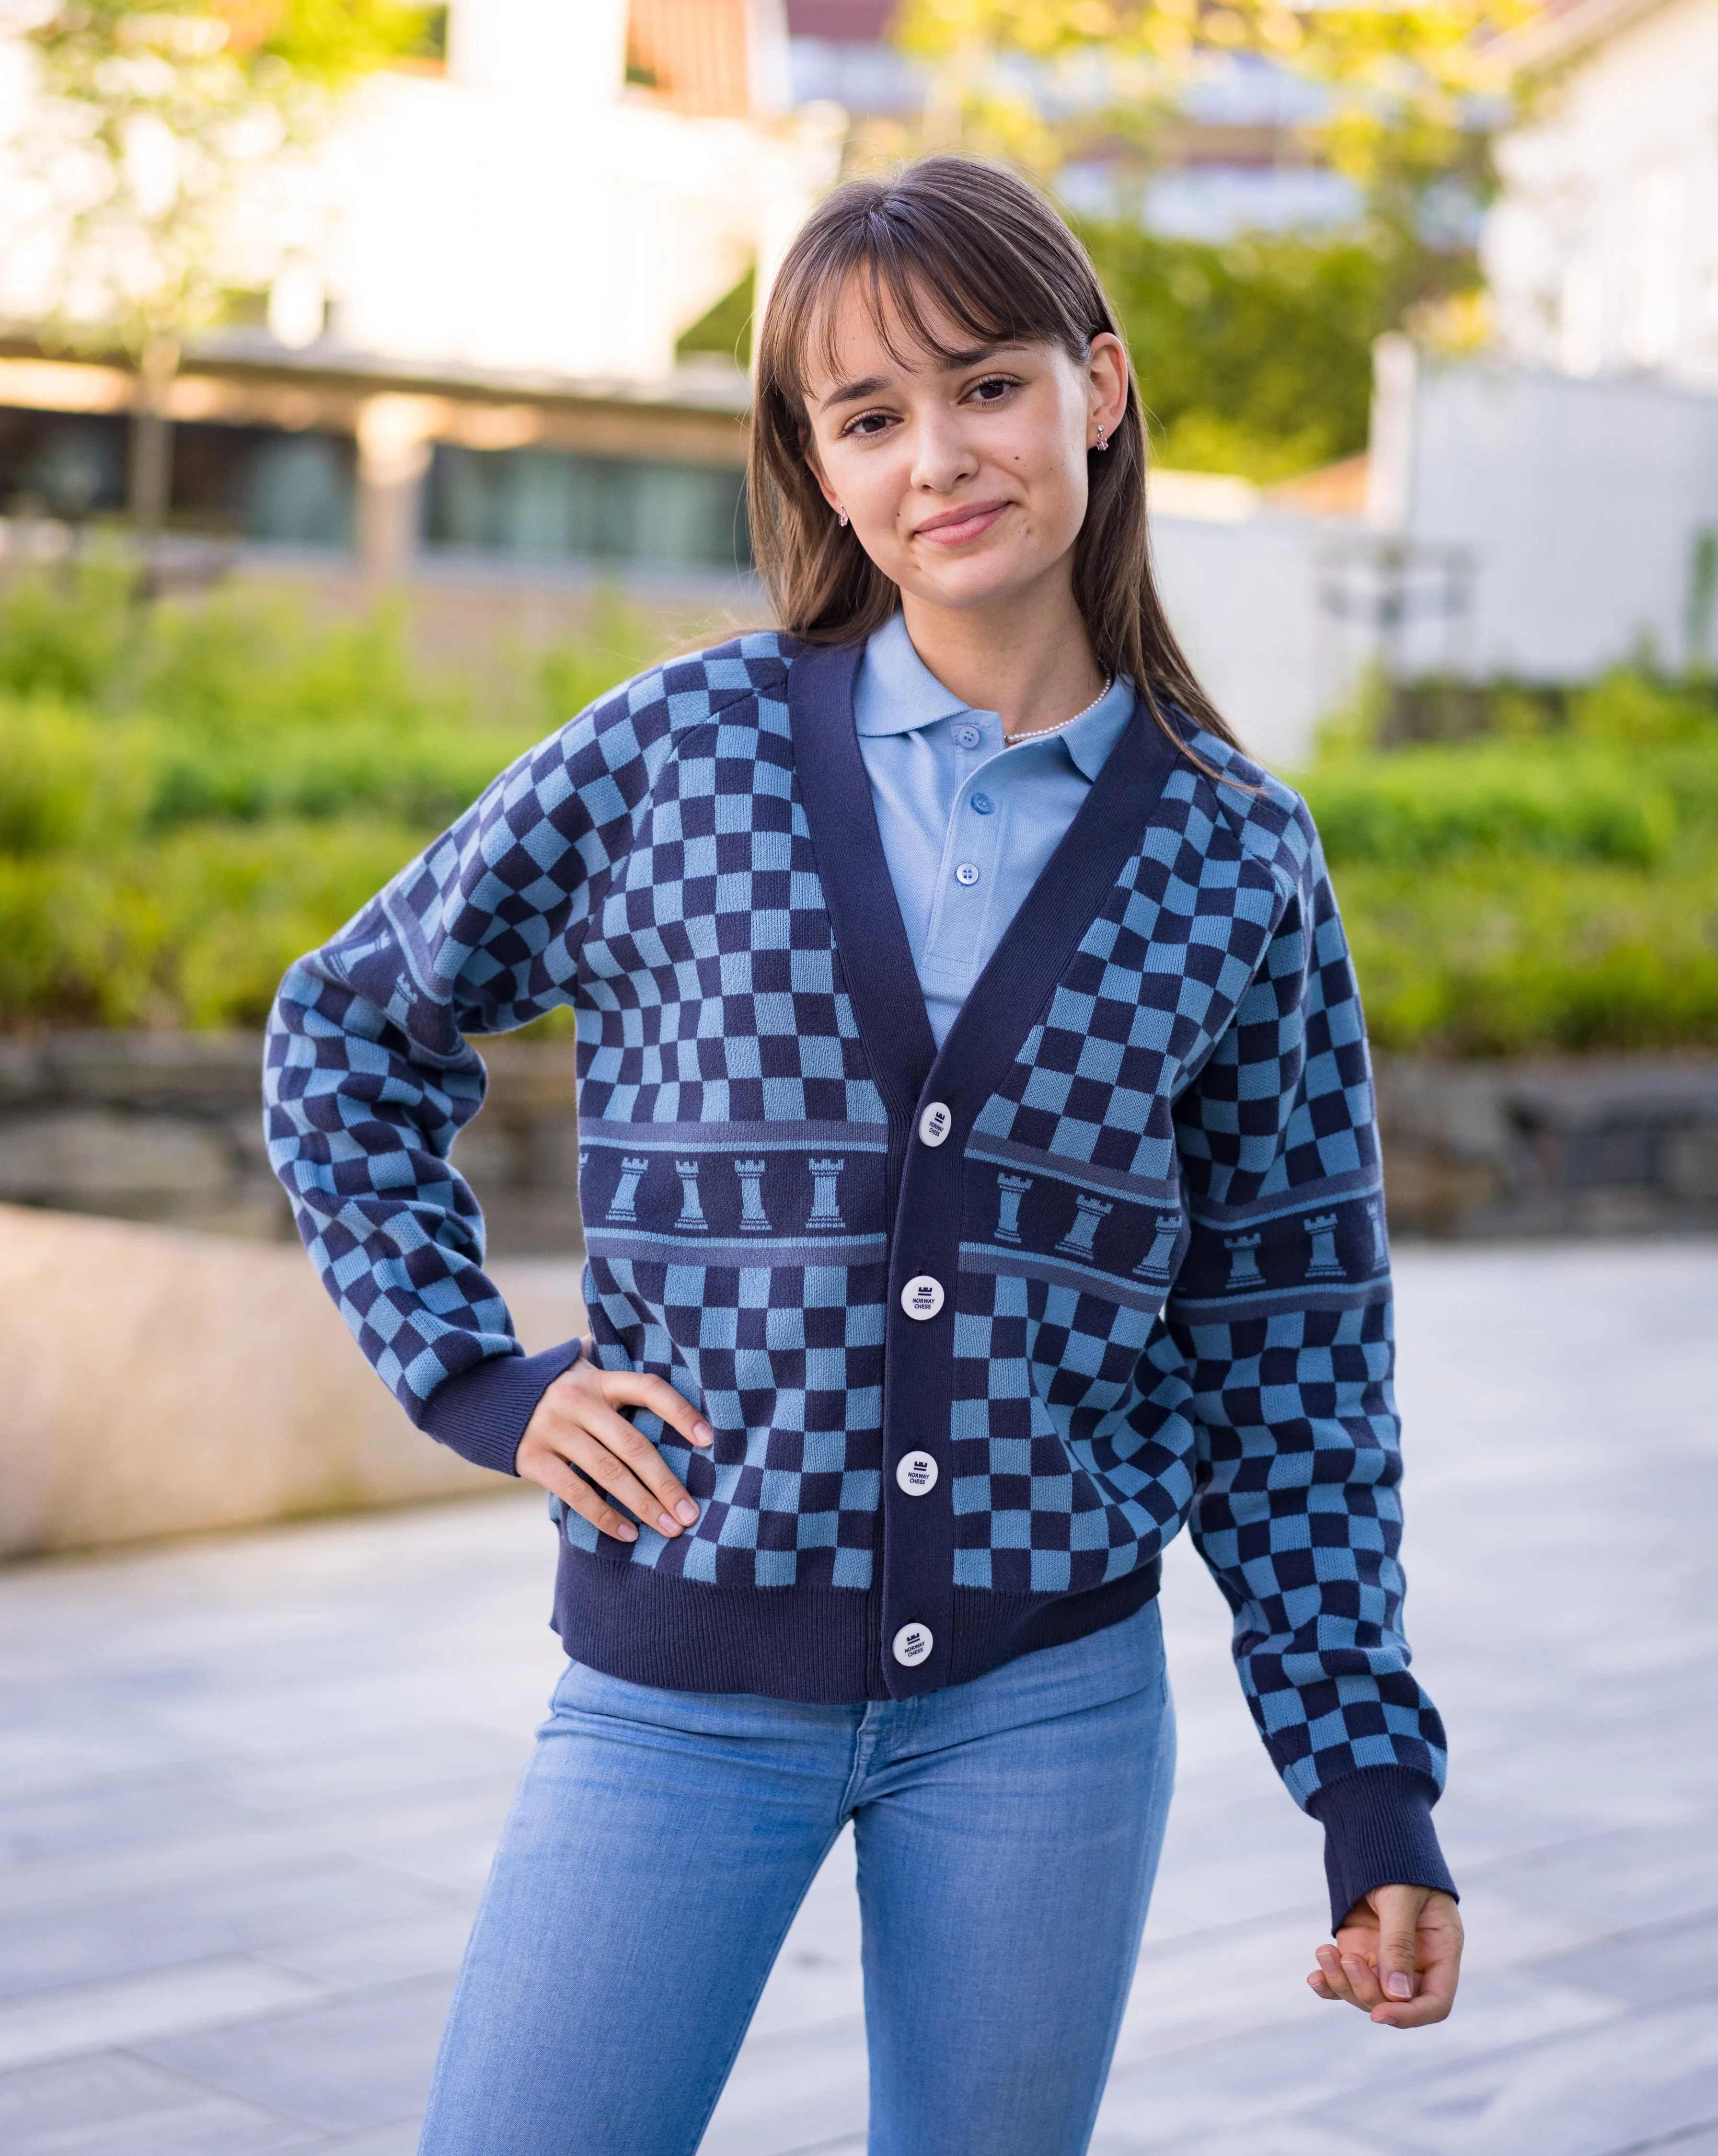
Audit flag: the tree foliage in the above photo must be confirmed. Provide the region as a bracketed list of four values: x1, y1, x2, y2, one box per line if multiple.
[1081, 221, 1399, 477]
[897, 0, 1527, 246]
[14, 0, 436, 526]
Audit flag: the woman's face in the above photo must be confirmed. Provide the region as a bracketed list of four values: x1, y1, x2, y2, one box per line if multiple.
[799, 280, 1129, 620]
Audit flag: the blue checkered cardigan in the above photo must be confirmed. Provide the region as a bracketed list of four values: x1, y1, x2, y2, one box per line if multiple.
[265, 633, 1453, 1924]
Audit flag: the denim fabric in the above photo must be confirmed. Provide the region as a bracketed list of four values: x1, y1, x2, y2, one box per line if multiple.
[417, 1600, 1176, 2156]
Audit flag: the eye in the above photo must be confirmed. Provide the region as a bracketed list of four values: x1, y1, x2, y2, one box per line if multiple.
[841, 409, 896, 440]
[967, 374, 1019, 405]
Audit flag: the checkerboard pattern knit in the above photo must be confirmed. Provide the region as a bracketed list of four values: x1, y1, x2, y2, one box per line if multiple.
[265, 631, 1447, 1826]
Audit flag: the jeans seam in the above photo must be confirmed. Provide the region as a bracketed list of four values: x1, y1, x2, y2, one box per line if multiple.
[838, 1702, 884, 1821]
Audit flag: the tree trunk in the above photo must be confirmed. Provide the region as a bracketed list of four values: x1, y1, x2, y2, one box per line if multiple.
[127, 334, 179, 546]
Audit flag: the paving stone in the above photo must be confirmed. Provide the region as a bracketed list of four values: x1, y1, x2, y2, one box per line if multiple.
[0, 1857, 466, 2002]
[1521, 1909, 1718, 2010]
[0, 2051, 317, 2156]
[1091, 1970, 1620, 2149]
[0, 1954, 327, 2072]
[0, 1241, 1712, 2155]
[1092, 2121, 1394, 2156]
[260, 1910, 478, 1992]
[137, 1977, 456, 2136]
[1372, 1993, 1718, 2156]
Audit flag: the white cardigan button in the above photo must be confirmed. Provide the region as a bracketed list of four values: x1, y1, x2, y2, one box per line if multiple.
[918, 1101, 953, 1147]
[896, 1451, 938, 1496]
[893, 1622, 934, 1667]
[901, 1275, 945, 1320]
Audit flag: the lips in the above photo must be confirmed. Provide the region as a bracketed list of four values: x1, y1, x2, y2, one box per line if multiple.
[911, 500, 1012, 546]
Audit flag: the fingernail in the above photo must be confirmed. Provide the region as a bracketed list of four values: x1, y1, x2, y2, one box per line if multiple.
[692, 1420, 714, 1445]
[617, 1524, 637, 1541]
[676, 1498, 699, 1525]
[1384, 1971, 1413, 2000]
[658, 1512, 680, 1535]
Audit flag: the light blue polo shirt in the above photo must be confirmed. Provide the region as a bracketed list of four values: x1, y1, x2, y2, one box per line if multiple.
[853, 609, 1136, 1047]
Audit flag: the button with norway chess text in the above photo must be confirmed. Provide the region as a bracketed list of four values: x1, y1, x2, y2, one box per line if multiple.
[896, 1450, 938, 1497]
[900, 1275, 945, 1320]
[893, 1622, 934, 1666]
[918, 1101, 953, 1147]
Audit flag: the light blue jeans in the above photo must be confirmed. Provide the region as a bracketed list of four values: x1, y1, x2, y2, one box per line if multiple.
[418, 1599, 1176, 2156]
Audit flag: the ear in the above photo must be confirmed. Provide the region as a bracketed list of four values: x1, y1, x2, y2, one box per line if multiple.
[800, 426, 842, 516]
[1086, 333, 1128, 450]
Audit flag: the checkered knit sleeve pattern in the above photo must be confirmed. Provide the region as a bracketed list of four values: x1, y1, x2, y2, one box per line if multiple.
[1156, 734, 1454, 1921]
[262, 642, 788, 1473]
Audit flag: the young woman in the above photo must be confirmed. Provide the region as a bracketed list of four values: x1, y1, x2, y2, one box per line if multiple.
[265, 156, 1462, 2156]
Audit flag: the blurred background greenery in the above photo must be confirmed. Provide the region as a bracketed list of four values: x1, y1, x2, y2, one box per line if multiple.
[1, 562, 1714, 1054]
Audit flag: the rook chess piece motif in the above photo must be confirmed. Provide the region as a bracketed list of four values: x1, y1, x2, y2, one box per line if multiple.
[993, 1172, 1033, 1244]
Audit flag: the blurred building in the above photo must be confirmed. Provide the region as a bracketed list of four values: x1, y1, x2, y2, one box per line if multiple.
[1486, 0, 1718, 386]
[0, 0, 842, 587]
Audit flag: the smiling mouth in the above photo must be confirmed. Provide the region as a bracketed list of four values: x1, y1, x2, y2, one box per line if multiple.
[911, 500, 1013, 547]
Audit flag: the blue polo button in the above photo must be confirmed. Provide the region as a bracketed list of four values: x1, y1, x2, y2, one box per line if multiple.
[955, 725, 981, 748]
[954, 862, 980, 887]
[970, 792, 995, 814]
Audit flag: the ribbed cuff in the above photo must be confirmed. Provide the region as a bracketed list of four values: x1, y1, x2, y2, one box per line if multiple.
[1306, 1766, 1458, 1932]
[415, 1339, 582, 1477]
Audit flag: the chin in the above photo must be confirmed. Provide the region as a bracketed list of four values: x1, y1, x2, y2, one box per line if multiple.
[902, 551, 1039, 613]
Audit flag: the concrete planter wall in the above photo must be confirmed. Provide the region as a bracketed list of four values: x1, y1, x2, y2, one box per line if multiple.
[0, 1203, 583, 1560]
[0, 1030, 582, 1257]
[2, 1032, 1716, 1248]
[1375, 1053, 1718, 1237]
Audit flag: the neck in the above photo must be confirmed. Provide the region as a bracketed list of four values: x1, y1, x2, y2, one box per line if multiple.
[898, 570, 1106, 740]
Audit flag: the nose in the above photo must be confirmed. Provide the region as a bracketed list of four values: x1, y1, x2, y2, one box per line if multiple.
[908, 408, 979, 496]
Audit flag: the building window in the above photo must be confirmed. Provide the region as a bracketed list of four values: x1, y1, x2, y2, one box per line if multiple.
[0, 409, 129, 521]
[167, 424, 355, 549]
[422, 446, 751, 573]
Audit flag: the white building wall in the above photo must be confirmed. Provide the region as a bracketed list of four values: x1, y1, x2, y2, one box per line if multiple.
[1150, 512, 1338, 771]
[0, 0, 840, 389]
[1486, 0, 1718, 389]
[1385, 346, 1718, 679]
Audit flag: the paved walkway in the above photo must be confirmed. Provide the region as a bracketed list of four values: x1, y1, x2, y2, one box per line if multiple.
[1, 1242, 1716, 2156]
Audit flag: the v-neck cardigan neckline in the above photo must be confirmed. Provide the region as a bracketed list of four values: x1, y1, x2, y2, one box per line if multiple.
[788, 639, 1186, 1698]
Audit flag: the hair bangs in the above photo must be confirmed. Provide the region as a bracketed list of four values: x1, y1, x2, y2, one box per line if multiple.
[786, 201, 1088, 413]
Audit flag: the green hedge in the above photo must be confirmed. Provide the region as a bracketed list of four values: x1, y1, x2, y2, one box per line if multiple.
[0, 569, 656, 1030]
[1302, 694, 1718, 1053]
[2, 567, 1717, 1055]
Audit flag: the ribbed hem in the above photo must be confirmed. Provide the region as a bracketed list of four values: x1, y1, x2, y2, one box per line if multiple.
[549, 1545, 1161, 1703]
[1306, 1766, 1458, 1931]
[415, 1339, 582, 1476]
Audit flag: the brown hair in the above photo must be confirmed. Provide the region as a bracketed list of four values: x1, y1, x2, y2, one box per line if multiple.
[749, 155, 1240, 755]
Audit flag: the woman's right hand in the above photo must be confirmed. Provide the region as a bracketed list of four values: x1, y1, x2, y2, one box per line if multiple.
[515, 1351, 713, 1544]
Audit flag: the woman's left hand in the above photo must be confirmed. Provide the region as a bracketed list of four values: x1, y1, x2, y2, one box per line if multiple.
[1307, 1885, 1464, 2028]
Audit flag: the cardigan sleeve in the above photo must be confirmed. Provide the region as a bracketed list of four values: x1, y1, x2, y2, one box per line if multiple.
[260, 710, 624, 1472]
[1160, 823, 1456, 1930]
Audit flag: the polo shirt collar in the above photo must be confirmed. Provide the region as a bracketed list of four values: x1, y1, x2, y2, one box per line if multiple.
[853, 609, 1136, 781]
[853, 610, 970, 736]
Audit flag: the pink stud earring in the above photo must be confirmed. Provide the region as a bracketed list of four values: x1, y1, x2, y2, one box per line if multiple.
[1095, 424, 1108, 453]
[837, 506, 848, 527]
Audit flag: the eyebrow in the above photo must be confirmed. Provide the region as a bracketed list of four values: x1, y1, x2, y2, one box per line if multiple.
[816, 342, 1023, 410]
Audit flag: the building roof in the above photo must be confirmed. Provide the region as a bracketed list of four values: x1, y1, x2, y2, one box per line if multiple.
[784, 0, 897, 41]
[1505, 0, 1678, 74]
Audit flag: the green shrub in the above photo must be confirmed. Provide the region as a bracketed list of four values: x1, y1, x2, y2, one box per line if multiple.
[0, 569, 666, 1033]
[1338, 855, 1718, 1055]
[1303, 745, 1680, 869]
[3, 564, 1717, 1057]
